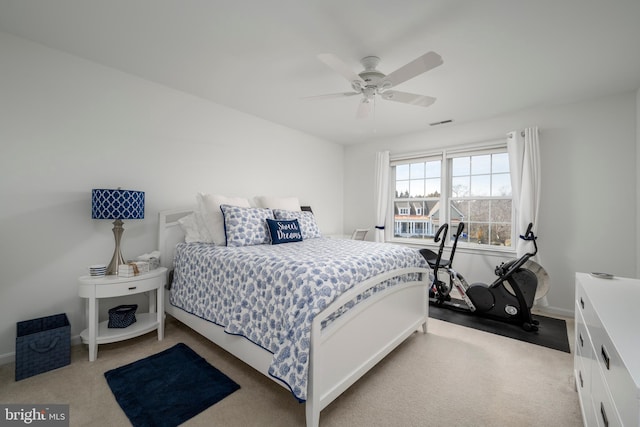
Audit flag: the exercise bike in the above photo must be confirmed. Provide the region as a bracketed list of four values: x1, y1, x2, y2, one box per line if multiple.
[420, 222, 541, 331]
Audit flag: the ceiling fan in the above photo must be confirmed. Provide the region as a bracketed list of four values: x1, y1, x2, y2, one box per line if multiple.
[308, 52, 443, 118]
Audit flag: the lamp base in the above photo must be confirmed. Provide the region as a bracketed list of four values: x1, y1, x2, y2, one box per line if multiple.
[106, 219, 126, 275]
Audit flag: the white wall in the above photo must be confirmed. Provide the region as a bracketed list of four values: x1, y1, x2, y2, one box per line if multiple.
[0, 32, 344, 361]
[637, 89, 640, 278]
[344, 92, 638, 316]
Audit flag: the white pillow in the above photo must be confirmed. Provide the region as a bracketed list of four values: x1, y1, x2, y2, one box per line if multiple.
[255, 196, 301, 212]
[177, 213, 203, 243]
[192, 208, 213, 242]
[198, 193, 251, 245]
[176, 209, 215, 243]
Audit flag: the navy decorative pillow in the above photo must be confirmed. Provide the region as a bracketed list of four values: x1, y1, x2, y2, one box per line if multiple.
[272, 209, 322, 239]
[266, 219, 303, 244]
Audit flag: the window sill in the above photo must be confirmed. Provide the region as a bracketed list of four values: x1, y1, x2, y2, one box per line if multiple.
[388, 238, 517, 257]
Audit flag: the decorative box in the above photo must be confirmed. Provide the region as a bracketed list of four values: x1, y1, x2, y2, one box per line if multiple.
[108, 304, 138, 328]
[136, 251, 161, 270]
[137, 256, 159, 270]
[118, 261, 150, 277]
[16, 313, 70, 381]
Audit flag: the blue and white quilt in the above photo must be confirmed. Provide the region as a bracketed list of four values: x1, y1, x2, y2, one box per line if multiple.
[169, 238, 428, 401]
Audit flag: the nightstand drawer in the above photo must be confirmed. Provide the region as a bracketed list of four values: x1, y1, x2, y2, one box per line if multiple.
[78, 269, 167, 299]
[93, 276, 161, 297]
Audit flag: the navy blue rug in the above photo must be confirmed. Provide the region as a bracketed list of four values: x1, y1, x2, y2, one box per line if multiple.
[105, 343, 240, 427]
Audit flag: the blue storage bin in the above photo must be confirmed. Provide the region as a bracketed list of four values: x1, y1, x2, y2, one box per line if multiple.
[15, 313, 70, 381]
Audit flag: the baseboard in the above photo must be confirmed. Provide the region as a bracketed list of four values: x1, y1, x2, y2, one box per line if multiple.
[534, 304, 574, 320]
[0, 335, 82, 366]
[0, 352, 13, 366]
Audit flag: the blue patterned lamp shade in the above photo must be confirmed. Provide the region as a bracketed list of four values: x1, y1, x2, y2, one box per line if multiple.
[91, 188, 145, 275]
[92, 189, 145, 220]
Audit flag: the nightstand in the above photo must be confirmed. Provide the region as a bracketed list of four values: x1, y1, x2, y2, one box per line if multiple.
[78, 267, 167, 361]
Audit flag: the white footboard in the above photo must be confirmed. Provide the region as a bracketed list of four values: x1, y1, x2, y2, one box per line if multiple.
[306, 267, 428, 427]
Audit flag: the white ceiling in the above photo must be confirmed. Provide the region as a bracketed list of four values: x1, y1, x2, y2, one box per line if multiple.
[1, 0, 640, 144]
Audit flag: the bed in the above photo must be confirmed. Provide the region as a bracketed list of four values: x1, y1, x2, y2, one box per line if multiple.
[158, 206, 430, 427]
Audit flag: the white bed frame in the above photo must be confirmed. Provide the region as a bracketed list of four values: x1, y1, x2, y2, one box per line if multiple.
[158, 208, 430, 427]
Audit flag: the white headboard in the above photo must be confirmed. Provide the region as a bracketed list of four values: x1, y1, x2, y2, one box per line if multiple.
[157, 208, 193, 270]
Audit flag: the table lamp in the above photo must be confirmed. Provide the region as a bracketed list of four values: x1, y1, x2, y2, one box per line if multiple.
[92, 188, 145, 275]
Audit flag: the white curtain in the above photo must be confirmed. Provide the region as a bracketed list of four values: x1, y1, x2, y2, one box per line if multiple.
[374, 151, 390, 242]
[507, 127, 541, 258]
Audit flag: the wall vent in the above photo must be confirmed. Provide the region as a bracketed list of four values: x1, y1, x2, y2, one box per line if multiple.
[429, 119, 453, 126]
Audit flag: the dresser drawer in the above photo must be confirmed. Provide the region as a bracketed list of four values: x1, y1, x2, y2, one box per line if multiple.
[575, 302, 596, 425]
[590, 320, 640, 426]
[575, 306, 592, 388]
[590, 363, 622, 427]
[575, 304, 593, 361]
[575, 280, 597, 330]
[575, 273, 640, 427]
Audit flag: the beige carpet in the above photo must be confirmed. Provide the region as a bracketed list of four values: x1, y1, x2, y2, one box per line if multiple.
[0, 315, 582, 427]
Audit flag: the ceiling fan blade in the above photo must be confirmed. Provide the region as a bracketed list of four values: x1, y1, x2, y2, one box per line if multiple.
[381, 90, 436, 107]
[380, 51, 443, 88]
[302, 92, 360, 100]
[318, 53, 366, 87]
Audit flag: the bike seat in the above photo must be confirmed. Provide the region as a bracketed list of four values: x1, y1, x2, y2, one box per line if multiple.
[419, 249, 451, 268]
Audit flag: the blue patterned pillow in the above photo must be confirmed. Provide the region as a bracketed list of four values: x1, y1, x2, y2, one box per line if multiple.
[266, 219, 303, 244]
[220, 205, 274, 247]
[272, 209, 321, 239]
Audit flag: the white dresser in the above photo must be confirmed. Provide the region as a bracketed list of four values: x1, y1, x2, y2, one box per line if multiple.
[574, 273, 640, 426]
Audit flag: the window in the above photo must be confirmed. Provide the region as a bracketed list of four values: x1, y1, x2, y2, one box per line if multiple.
[392, 158, 441, 239]
[390, 145, 513, 249]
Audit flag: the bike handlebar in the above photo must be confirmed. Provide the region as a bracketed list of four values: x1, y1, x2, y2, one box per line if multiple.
[525, 222, 533, 236]
[492, 223, 539, 285]
[434, 223, 448, 243]
[518, 222, 538, 256]
[520, 223, 535, 240]
[454, 222, 465, 238]
[449, 222, 465, 268]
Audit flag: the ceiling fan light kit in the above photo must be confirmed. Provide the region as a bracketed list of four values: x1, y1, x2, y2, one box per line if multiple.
[312, 51, 443, 118]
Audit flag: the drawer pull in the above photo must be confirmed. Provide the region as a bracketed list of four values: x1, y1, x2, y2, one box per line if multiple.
[580, 297, 584, 309]
[578, 371, 583, 388]
[128, 286, 137, 291]
[579, 333, 583, 348]
[601, 345, 610, 370]
[600, 402, 608, 427]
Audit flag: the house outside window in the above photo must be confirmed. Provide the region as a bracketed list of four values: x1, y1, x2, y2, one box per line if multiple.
[390, 144, 514, 249]
[392, 158, 441, 240]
